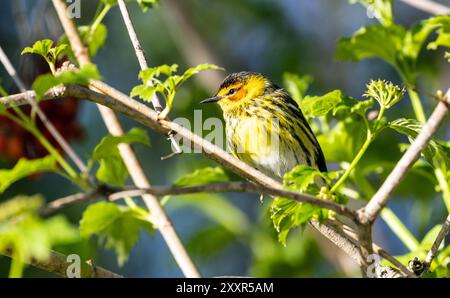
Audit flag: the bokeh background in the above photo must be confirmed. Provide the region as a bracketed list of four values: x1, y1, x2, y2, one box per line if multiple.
[0, 0, 449, 277]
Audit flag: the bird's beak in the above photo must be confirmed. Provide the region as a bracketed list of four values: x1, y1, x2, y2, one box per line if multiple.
[200, 96, 222, 104]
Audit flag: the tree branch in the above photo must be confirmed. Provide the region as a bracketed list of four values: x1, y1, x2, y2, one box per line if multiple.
[399, 0, 450, 15]
[423, 213, 450, 273]
[50, 0, 200, 278]
[116, 0, 181, 158]
[1, 249, 122, 278]
[40, 182, 357, 220]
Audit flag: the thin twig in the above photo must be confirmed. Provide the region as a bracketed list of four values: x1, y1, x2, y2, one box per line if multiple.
[399, 0, 450, 15]
[116, 183, 357, 219]
[117, 0, 182, 157]
[0, 46, 87, 173]
[50, 0, 200, 278]
[39, 191, 99, 216]
[43, 182, 357, 219]
[423, 213, 450, 272]
[1, 249, 122, 278]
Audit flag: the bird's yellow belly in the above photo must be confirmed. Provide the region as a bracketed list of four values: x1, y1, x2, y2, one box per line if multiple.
[226, 116, 305, 181]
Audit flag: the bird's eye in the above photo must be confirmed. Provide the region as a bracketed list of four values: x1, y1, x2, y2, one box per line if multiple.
[228, 88, 236, 95]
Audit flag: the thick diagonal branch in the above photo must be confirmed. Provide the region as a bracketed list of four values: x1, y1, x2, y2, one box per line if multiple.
[1, 249, 122, 278]
[423, 213, 450, 272]
[399, 0, 450, 15]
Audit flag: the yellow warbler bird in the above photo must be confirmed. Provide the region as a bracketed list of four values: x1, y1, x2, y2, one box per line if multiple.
[201, 71, 327, 181]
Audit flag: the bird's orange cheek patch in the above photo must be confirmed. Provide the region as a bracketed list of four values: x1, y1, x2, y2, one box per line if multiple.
[229, 88, 247, 101]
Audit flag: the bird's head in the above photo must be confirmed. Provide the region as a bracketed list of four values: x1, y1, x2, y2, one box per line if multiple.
[201, 72, 272, 113]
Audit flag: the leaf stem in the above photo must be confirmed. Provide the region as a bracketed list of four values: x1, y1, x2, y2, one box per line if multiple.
[330, 130, 373, 193]
[407, 87, 427, 123]
[435, 167, 450, 212]
[381, 208, 420, 252]
[9, 250, 24, 278]
[26, 124, 78, 179]
[88, 4, 111, 44]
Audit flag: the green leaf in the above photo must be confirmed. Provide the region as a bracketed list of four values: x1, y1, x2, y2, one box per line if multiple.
[138, 64, 179, 82]
[335, 24, 405, 66]
[133, 63, 223, 118]
[179, 64, 224, 85]
[21, 39, 53, 56]
[79, 201, 154, 266]
[388, 118, 449, 167]
[270, 165, 342, 245]
[0, 196, 80, 277]
[282, 72, 313, 105]
[283, 165, 326, 193]
[59, 24, 108, 61]
[82, 24, 108, 57]
[92, 127, 149, 186]
[301, 90, 370, 117]
[350, 0, 393, 26]
[32, 64, 101, 99]
[21, 39, 54, 60]
[0, 156, 58, 193]
[174, 167, 229, 187]
[318, 118, 366, 163]
[445, 52, 450, 62]
[270, 198, 320, 245]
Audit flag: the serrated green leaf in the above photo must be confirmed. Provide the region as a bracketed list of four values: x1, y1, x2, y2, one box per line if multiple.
[0, 156, 58, 193]
[79, 201, 153, 266]
[301, 90, 363, 117]
[283, 165, 325, 193]
[174, 167, 229, 187]
[92, 127, 149, 186]
[335, 24, 404, 66]
[21, 39, 54, 58]
[179, 64, 223, 84]
[138, 64, 179, 82]
[389, 118, 449, 167]
[32, 64, 101, 99]
[270, 198, 320, 245]
[282, 72, 313, 105]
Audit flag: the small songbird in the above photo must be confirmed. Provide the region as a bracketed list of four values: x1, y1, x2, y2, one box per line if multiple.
[201, 71, 327, 182]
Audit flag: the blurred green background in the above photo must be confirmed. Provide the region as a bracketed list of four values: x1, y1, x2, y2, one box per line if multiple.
[0, 0, 449, 277]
